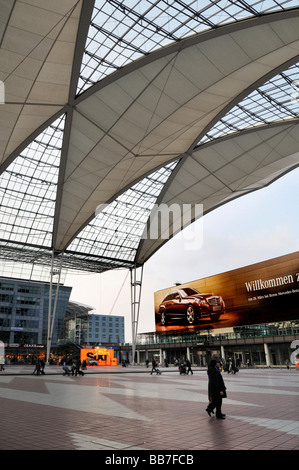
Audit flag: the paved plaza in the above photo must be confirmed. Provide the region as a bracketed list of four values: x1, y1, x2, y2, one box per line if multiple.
[0, 366, 298, 451]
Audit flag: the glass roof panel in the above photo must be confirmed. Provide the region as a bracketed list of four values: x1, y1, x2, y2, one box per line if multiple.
[0, 0, 298, 274]
[0, 259, 67, 284]
[199, 63, 299, 144]
[67, 161, 178, 263]
[78, 0, 297, 94]
[0, 115, 64, 249]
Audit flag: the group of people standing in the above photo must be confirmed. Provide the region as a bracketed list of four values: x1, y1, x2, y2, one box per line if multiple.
[31, 357, 87, 376]
[177, 358, 193, 375]
[62, 358, 86, 376]
[222, 357, 240, 374]
[147, 357, 194, 375]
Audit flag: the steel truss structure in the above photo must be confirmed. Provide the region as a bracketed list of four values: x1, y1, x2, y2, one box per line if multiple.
[0, 1, 299, 359]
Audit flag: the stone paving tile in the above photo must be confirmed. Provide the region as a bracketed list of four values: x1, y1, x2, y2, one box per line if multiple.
[0, 367, 298, 451]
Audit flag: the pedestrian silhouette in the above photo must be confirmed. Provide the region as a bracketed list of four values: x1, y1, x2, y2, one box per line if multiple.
[206, 359, 227, 419]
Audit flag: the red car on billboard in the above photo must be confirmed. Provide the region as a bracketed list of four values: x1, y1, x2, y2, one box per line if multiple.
[158, 287, 225, 326]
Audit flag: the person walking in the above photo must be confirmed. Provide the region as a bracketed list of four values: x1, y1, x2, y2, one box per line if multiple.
[32, 359, 41, 376]
[71, 359, 80, 376]
[150, 358, 157, 375]
[40, 359, 45, 375]
[0, 350, 4, 371]
[186, 358, 193, 375]
[206, 359, 227, 419]
[75, 359, 81, 376]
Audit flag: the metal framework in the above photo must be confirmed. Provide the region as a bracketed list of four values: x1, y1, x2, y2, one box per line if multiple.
[79, 0, 299, 93]
[0, 1, 298, 274]
[200, 63, 299, 144]
[130, 265, 144, 363]
[0, 1, 299, 358]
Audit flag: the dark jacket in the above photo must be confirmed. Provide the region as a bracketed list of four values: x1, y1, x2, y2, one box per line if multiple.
[207, 362, 227, 400]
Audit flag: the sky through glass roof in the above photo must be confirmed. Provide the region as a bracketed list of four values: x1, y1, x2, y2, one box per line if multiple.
[0, 0, 298, 278]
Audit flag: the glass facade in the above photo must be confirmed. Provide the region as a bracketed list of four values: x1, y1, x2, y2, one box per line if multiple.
[88, 314, 125, 345]
[135, 320, 299, 367]
[0, 277, 71, 346]
[0, 1, 298, 274]
[1, 1, 299, 368]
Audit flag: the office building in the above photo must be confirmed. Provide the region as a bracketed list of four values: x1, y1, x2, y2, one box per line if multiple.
[88, 314, 125, 346]
[0, 277, 71, 363]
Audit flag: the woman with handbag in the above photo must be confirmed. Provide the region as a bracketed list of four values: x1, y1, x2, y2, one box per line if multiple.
[206, 359, 227, 419]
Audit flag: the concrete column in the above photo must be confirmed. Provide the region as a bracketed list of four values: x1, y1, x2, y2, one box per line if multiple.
[160, 349, 168, 365]
[220, 345, 225, 361]
[264, 342, 271, 367]
[186, 347, 191, 361]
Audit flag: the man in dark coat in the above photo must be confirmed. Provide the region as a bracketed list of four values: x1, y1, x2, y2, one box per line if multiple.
[150, 358, 157, 375]
[206, 359, 227, 419]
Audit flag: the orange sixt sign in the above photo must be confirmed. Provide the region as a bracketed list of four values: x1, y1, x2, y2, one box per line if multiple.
[80, 348, 117, 366]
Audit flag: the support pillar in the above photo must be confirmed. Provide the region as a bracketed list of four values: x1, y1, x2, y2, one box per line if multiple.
[130, 265, 144, 365]
[186, 347, 191, 362]
[221, 345, 225, 361]
[46, 251, 64, 365]
[160, 348, 163, 365]
[264, 342, 271, 367]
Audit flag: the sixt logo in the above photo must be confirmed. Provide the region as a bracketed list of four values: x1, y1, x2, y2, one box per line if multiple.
[87, 352, 107, 361]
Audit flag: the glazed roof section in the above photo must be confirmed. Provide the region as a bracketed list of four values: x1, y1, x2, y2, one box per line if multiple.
[79, 0, 299, 93]
[0, 0, 298, 275]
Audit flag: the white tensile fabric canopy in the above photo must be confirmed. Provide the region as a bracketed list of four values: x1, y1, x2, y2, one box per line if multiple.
[0, 0, 84, 166]
[0, 1, 298, 273]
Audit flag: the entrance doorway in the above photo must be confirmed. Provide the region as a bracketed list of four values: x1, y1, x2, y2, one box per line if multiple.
[234, 352, 243, 367]
[271, 352, 277, 365]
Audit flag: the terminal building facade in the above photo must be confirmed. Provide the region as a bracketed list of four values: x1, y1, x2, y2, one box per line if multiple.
[131, 251, 299, 369]
[1, 250, 299, 369]
[88, 314, 125, 346]
[0, 273, 298, 368]
[0, 2, 299, 371]
[0, 277, 125, 364]
[0, 277, 71, 346]
[134, 320, 299, 369]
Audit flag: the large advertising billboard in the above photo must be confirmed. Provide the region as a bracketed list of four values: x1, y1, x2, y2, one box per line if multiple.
[154, 251, 299, 334]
